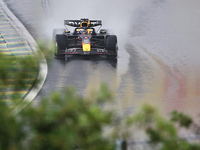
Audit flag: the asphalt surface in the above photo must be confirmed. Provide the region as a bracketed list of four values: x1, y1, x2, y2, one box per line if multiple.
[4, 0, 200, 143]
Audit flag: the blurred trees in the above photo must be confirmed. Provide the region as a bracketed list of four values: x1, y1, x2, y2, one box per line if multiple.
[20, 85, 116, 150]
[0, 101, 25, 150]
[130, 104, 200, 150]
[1, 85, 200, 149]
[0, 53, 38, 104]
[0, 83, 117, 150]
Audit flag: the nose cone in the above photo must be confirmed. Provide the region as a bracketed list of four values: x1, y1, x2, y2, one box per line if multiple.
[82, 43, 91, 51]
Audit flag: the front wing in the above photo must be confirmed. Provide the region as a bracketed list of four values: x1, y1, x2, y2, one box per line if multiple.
[59, 48, 116, 55]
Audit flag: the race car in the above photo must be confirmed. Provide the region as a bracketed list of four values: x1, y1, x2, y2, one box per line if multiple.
[53, 18, 118, 58]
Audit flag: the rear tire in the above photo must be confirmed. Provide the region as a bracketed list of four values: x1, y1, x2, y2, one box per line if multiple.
[106, 35, 118, 58]
[55, 34, 67, 57]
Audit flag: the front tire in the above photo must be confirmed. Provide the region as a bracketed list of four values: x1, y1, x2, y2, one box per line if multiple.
[106, 35, 118, 58]
[55, 34, 67, 57]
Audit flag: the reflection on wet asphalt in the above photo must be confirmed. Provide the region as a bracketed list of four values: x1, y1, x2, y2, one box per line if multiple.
[4, 0, 200, 120]
[40, 55, 118, 97]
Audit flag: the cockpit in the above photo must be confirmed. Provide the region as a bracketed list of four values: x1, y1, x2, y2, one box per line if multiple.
[74, 28, 96, 35]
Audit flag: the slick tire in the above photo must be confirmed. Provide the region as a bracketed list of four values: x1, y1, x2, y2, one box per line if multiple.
[55, 34, 67, 57]
[106, 35, 118, 58]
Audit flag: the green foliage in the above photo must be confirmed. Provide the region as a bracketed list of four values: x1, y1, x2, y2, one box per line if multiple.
[0, 101, 25, 150]
[1, 86, 200, 150]
[171, 110, 193, 128]
[0, 53, 38, 102]
[0, 84, 117, 150]
[132, 104, 200, 150]
[0, 54, 38, 87]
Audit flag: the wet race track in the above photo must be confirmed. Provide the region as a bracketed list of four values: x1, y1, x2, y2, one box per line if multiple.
[4, 0, 200, 121]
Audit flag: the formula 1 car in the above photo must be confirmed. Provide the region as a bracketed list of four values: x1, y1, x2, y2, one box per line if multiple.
[53, 18, 118, 58]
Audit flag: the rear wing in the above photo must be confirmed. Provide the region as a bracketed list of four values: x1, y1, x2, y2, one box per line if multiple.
[64, 19, 102, 27]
